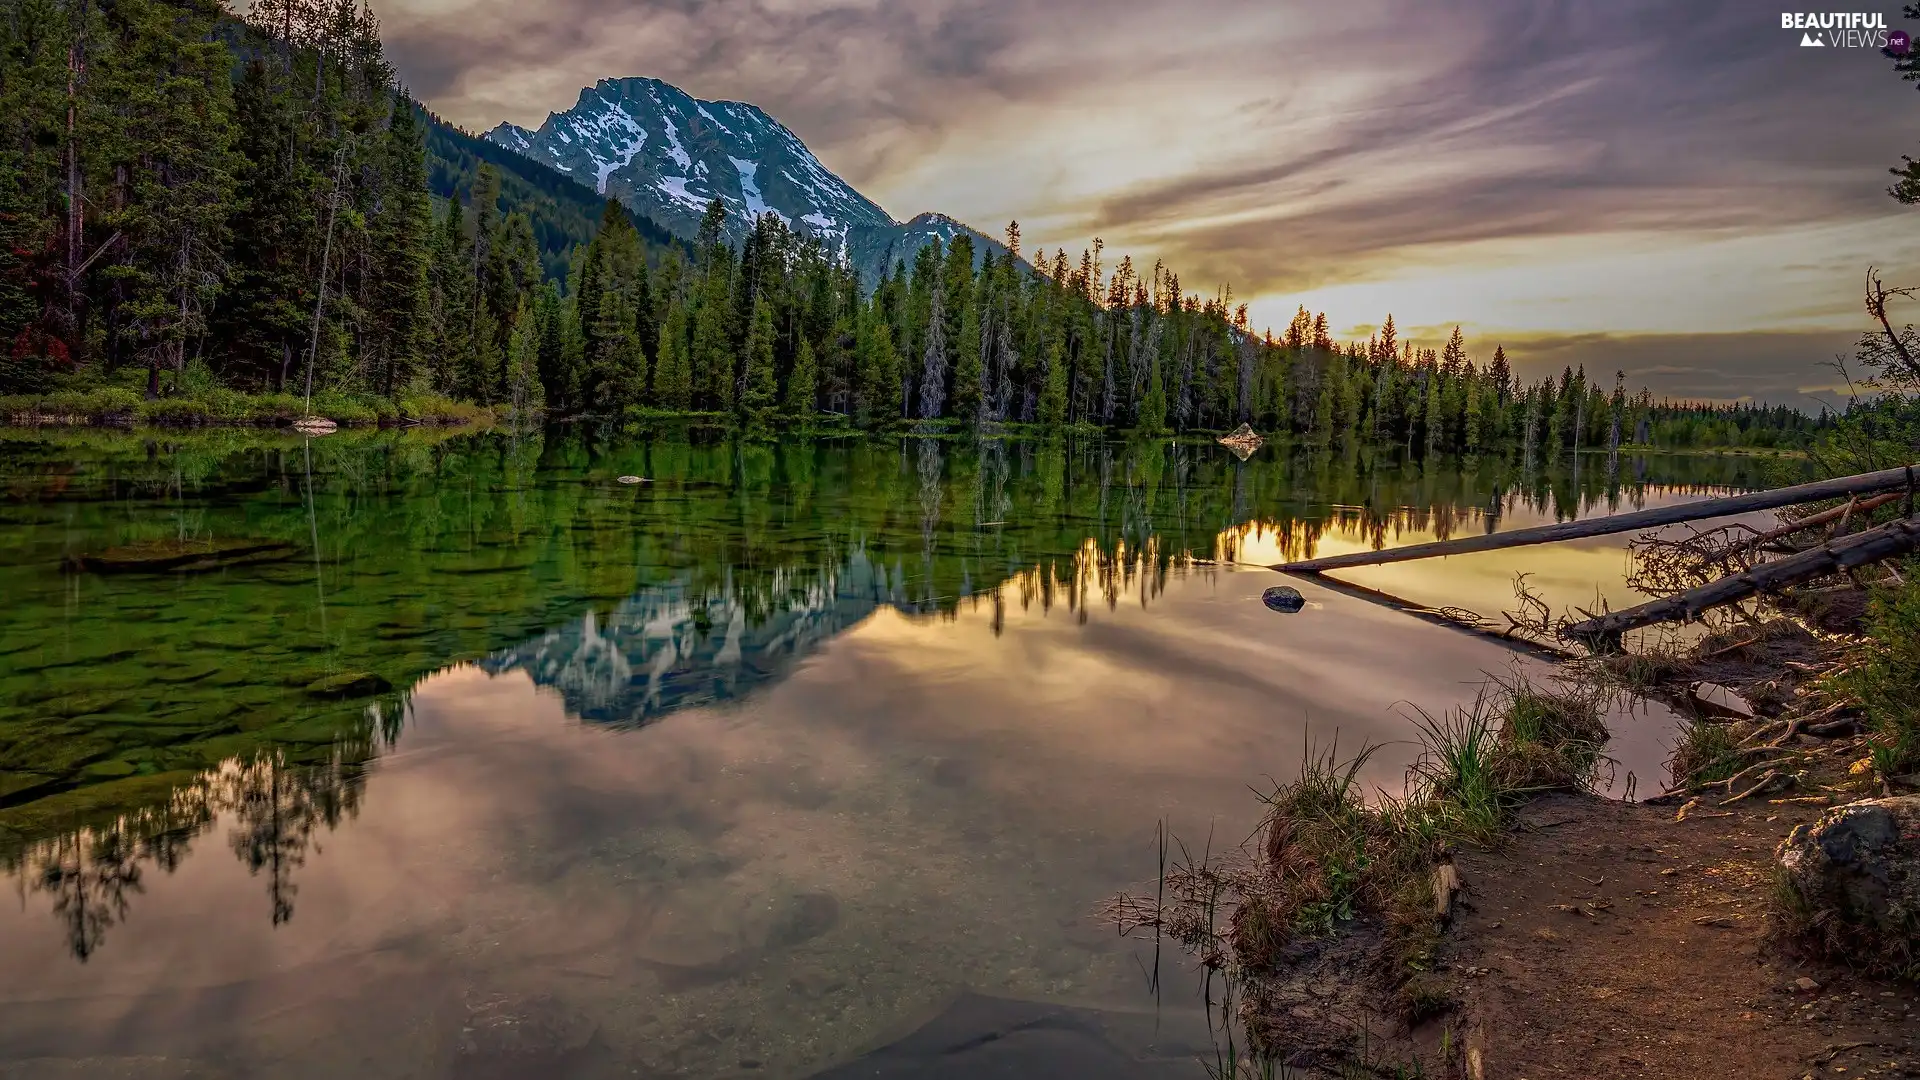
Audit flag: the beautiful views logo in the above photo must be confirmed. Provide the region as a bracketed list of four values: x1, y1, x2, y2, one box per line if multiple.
[1781, 11, 1897, 48]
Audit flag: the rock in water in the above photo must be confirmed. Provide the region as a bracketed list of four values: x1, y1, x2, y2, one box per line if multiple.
[1263, 586, 1306, 614]
[304, 671, 393, 700]
[1777, 795, 1920, 969]
[616, 475, 647, 485]
[1216, 423, 1264, 461]
[293, 416, 338, 436]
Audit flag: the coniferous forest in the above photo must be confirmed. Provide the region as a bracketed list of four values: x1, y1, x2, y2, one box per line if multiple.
[1, 0, 1826, 451]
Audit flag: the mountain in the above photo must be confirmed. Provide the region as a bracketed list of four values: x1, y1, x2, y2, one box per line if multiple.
[418, 107, 691, 284]
[482, 76, 1009, 284]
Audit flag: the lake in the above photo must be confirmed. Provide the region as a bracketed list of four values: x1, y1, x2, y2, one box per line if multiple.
[0, 426, 1785, 1079]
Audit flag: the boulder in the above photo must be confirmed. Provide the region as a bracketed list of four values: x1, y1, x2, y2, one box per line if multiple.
[1262, 586, 1306, 614]
[1777, 795, 1920, 965]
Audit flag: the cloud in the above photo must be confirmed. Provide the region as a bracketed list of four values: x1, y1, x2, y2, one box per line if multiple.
[1487, 329, 1865, 406]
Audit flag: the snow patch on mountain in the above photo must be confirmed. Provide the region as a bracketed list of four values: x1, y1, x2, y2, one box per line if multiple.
[659, 114, 692, 173]
[658, 176, 707, 214]
[729, 157, 784, 224]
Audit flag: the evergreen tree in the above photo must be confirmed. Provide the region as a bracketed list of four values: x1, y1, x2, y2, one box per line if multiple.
[784, 336, 817, 418]
[1488, 345, 1512, 404]
[951, 292, 984, 421]
[740, 296, 777, 429]
[366, 94, 431, 396]
[654, 293, 693, 410]
[1038, 337, 1068, 428]
[504, 298, 541, 414]
[854, 307, 898, 425]
[918, 281, 948, 419]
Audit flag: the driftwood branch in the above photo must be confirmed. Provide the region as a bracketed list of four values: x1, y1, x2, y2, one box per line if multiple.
[1562, 515, 1920, 650]
[1269, 464, 1920, 573]
[1749, 490, 1905, 547]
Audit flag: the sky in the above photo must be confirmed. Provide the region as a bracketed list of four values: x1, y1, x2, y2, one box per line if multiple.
[381, 0, 1920, 406]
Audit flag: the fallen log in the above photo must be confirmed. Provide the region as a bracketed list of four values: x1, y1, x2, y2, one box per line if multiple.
[1561, 514, 1920, 651]
[1269, 463, 1920, 573]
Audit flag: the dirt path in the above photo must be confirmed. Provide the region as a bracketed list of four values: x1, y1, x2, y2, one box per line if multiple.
[1452, 793, 1920, 1080]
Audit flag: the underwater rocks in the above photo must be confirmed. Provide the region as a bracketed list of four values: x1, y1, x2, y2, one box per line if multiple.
[636, 888, 840, 988]
[65, 538, 295, 575]
[302, 672, 393, 700]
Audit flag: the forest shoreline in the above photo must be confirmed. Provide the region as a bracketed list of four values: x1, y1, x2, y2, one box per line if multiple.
[0, 393, 1818, 462]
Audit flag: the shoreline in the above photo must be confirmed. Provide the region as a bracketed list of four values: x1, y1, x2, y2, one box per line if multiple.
[1127, 600, 1920, 1078]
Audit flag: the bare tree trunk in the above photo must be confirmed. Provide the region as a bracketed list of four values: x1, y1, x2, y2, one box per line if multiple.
[1866, 268, 1920, 382]
[63, 2, 88, 345]
[305, 150, 347, 414]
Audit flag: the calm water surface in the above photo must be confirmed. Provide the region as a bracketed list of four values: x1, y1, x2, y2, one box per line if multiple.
[0, 428, 1788, 1079]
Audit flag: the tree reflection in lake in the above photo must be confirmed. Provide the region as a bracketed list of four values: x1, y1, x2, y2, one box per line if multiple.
[0, 425, 1794, 964]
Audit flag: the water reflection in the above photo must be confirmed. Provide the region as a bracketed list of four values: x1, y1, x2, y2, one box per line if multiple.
[0, 428, 1790, 1076]
[6, 701, 400, 959]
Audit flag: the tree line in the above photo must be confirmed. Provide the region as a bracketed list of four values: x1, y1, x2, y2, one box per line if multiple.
[509, 202, 1825, 452]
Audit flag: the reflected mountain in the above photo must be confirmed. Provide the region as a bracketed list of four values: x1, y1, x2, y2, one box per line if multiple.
[483, 550, 918, 727]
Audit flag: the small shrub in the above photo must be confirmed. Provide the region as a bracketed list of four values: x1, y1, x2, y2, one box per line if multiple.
[2, 387, 142, 422]
[134, 397, 212, 425]
[242, 394, 305, 424]
[398, 391, 491, 425]
[308, 390, 384, 426]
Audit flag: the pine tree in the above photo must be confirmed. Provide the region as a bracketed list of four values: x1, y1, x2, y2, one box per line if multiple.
[740, 297, 777, 429]
[1488, 345, 1512, 404]
[918, 281, 948, 419]
[691, 261, 733, 411]
[784, 335, 817, 418]
[1038, 337, 1068, 428]
[951, 293, 984, 421]
[504, 298, 541, 414]
[1464, 378, 1486, 452]
[854, 308, 898, 425]
[366, 93, 431, 396]
[1441, 325, 1468, 378]
[533, 283, 573, 409]
[654, 293, 692, 410]
[431, 198, 474, 394]
[1139, 350, 1167, 434]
